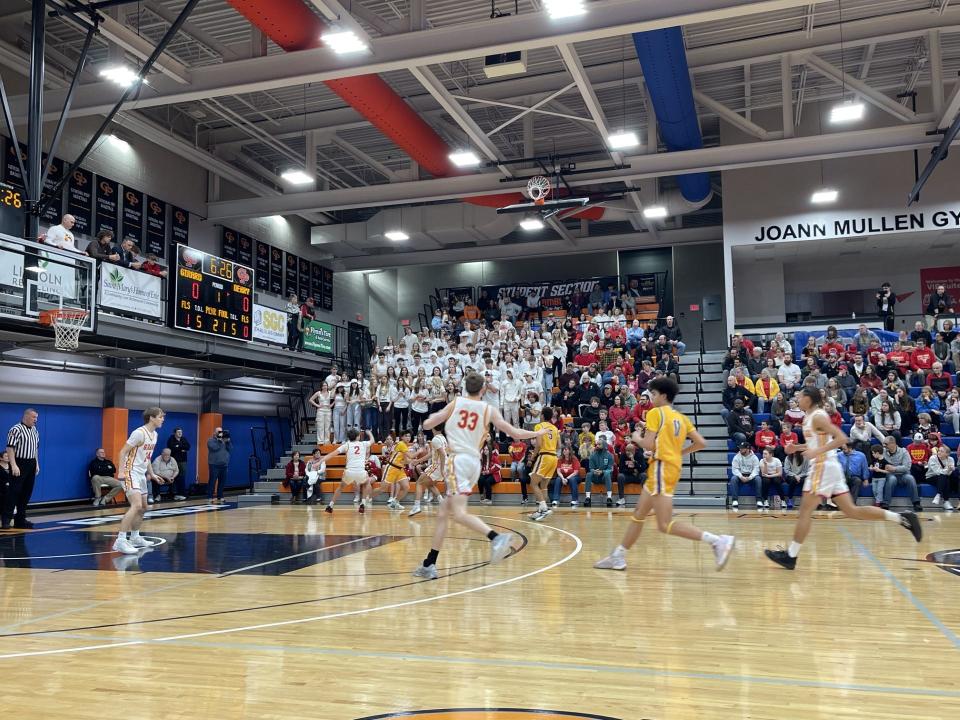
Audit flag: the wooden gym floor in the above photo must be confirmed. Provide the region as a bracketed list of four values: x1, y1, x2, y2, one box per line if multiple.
[0, 500, 958, 720]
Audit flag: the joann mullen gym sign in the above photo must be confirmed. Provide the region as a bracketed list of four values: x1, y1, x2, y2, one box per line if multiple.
[751, 206, 960, 243]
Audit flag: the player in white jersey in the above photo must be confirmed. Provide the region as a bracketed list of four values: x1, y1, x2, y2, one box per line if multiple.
[765, 387, 921, 570]
[413, 372, 547, 579]
[113, 407, 165, 555]
[317, 428, 374, 514]
[409, 429, 448, 517]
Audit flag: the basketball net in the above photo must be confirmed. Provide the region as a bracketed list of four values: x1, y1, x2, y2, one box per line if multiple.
[41, 309, 88, 351]
[526, 176, 551, 206]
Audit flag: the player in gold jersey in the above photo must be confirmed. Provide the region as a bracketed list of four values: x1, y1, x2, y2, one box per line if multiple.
[595, 377, 736, 572]
[529, 407, 560, 521]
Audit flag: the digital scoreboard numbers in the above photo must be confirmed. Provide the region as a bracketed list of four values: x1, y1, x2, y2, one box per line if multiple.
[173, 244, 253, 341]
[0, 180, 24, 237]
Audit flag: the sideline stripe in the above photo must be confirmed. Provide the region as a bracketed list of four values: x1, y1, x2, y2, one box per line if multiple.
[0, 518, 582, 660]
[840, 528, 960, 650]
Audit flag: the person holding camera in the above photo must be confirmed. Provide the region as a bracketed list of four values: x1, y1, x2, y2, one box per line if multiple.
[206, 426, 232, 503]
[876, 282, 896, 332]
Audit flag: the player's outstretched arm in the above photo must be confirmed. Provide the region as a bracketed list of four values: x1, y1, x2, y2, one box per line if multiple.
[319, 445, 345, 465]
[423, 401, 455, 431]
[489, 407, 544, 441]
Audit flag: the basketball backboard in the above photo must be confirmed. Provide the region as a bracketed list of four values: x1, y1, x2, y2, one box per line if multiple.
[0, 233, 96, 332]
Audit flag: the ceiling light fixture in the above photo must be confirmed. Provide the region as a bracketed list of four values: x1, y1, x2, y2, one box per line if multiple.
[829, 101, 864, 124]
[810, 188, 839, 204]
[106, 133, 130, 149]
[99, 65, 141, 87]
[543, 0, 587, 19]
[385, 230, 409, 241]
[519, 217, 545, 231]
[607, 131, 639, 150]
[281, 169, 314, 185]
[642, 205, 668, 219]
[449, 150, 482, 168]
[321, 29, 369, 55]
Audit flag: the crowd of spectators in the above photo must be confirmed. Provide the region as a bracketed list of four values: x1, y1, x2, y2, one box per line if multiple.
[307, 287, 684, 506]
[41, 214, 169, 278]
[723, 319, 960, 511]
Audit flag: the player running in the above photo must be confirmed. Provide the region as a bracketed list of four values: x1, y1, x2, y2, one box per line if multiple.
[317, 428, 375, 514]
[413, 372, 547, 579]
[595, 378, 735, 572]
[764, 387, 922, 570]
[379, 430, 413, 510]
[528, 407, 559, 521]
[113, 407, 165, 555]
[409, 428, 448, 517]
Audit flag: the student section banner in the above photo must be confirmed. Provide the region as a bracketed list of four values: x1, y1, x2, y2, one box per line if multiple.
[792, 328, 899, 357]
[480, 276, 619, 312]
[252, 304, 288, 345]
[303, 319, 334, 354]
[98, 262, 163, 319]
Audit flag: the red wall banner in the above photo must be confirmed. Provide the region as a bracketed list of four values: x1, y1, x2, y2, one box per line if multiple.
[920, 266, 960, 312]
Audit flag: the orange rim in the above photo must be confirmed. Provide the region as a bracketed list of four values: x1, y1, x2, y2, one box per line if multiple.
[38, 309, 89, 326]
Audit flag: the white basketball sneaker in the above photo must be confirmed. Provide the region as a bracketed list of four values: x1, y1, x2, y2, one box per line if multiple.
[112, 537, 139, 555]
[712, 535, 736, 571]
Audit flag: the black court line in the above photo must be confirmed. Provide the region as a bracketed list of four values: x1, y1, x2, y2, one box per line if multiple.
[353, 709, 623, 720]
[0, 525, 528, 639]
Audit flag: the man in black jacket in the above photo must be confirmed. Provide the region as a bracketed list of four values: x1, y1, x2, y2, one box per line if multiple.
[925, 284, 954, 330]
[746, 347, 766, 380]
[166, 427, 191, 500]
[726, 398, 756, 447]
[721, 375, 752, 422]
[656, 316, 686, 355]
[88, 448, 122, 506]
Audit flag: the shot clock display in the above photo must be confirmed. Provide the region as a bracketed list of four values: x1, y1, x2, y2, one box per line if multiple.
[0, 180, 24, 237]
[173, 244, 253, 340]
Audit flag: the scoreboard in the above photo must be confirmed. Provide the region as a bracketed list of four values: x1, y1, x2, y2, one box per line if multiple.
[0, 181, 24, 237]
[172, 244, 253, 341]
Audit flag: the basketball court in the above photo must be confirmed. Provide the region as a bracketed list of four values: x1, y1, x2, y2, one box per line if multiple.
[1, 503, 957, 719]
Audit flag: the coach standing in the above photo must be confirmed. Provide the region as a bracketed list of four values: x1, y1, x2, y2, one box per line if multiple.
[4, 408, 40, 529]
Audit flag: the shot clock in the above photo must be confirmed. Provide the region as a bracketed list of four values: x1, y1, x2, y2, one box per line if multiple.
[173, 244, 253, 340]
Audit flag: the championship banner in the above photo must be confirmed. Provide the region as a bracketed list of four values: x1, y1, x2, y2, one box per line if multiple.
[321, 265, 333, 311]
[920, 266, 960, 316]
[98, 262, 163, 319]
[67, 168, 93, 235]
[310, 262, 323, 305]
[40, 155, 63, 225]
[221, 227, 238, 260]
[285, 252, 299, 298]
[3, 140, 25, 188]
[302, 319, 334, 354]
[95, 176, 119, 235]
[298, 257, 311, 296]
[269, 246, 283, 295]
[237, 232, 253, 266]
[252, 304, 288, 344]
[171, 205, 189, 246]
[145, 196, 167, 257]
[792, 328, 900, 358]
[480, 275, 620, 312]
[122, 187, 144, 243]
[254, 240, 270, 291]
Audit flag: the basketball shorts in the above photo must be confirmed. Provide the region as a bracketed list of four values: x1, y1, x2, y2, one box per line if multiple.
[644, 460, 681, 497]
[803, 459, 849, 498]
[532, 454, 558, 479]
[125, 470, 149, 496]
[446, 453, 481, 496]
[341, 470, 368, 487]
[424, 463, 445, 484]
[383, 467, 406, 485]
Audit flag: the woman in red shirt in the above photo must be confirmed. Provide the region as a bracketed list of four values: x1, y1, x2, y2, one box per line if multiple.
[552, 446, 581, 507]
[477, 439, 502, 505]
[284, 451, 307, 504]
[609, 395, 630, 427]
[859, 365, 883, 393]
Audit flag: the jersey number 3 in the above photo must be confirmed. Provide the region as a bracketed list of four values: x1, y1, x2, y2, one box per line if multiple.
[457, 410, 479, 431]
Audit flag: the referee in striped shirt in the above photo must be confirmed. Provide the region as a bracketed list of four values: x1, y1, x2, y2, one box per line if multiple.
[4, 408, 40, 529]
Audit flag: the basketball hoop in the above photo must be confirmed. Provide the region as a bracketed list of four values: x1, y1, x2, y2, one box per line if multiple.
[526, 175, 552, 206]
[39, 309, 89, 351]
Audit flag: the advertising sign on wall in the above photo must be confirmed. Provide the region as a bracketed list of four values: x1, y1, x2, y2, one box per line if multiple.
[98, 262, 163, 318]
[252, 304, 288, 345]
[0, 248, 78, 299]
[480, 276, 620, 311]
[302, 319, 334, 354]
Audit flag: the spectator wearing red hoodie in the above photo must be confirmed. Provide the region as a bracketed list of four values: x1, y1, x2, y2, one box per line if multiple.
[820, 337, 845, 358]
[886, 343, 911, 378]
[778, 421, 798, 461]
[910, 339, 937, 387]
[859, 365, 883, 393]
[754, 420, 778, 453]
[573, 344, 597, 369]
[632, 392, 652, 425]
[906, 433, 931, 486]
[608, 396, 630, 427]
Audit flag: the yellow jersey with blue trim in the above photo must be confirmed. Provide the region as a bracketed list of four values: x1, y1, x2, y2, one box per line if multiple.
[645, 405, 695, 472]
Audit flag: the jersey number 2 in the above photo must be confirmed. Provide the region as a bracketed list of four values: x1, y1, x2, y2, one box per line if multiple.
[457, 410, 479, 431]
[353, 446, 361, 454]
